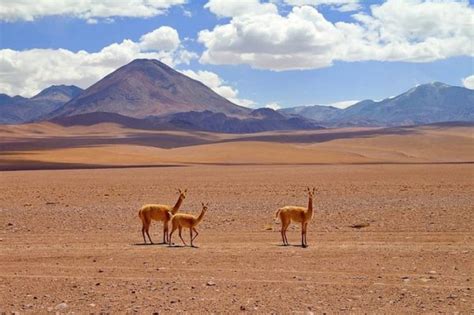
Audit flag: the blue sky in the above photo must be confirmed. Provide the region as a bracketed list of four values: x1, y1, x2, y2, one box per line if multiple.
[0, 0, 473, 109]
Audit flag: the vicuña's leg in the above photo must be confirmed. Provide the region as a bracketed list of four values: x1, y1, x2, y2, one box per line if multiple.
[282, 219, 290, 246]
[141, 223, 147, 244]
[304, 222, 308, 247]
[190, 228, 193, 247]
[301, 222, 307, 248]
[279, 216, 286, 245]
[178, 227, 187, 246]
[191, 228, 199, 242]
[144, 219, 153, 244]
[169, 225, 177, 246]
[162, 221, 168, 244]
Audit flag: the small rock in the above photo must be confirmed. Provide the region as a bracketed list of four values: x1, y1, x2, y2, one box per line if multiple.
[98, 269, 104, 273]
[240, 306, 246, 311]
[206, 281, 216, 286]
[55, 302, 68, 310]
[350, 223, 370, 229]
[89, 303, 96, 307]
[7, 223, 13, 226]
[428, 270, 437, 274]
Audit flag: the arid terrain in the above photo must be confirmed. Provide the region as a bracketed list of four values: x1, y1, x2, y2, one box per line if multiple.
[0, 124, 473, 313]
[1, 122, 473, 170]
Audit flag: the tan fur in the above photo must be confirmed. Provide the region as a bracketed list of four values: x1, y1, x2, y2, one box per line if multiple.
[138, 189, 187, 244]
[169, 203, 208, 247]
[276, 187, 316, 248]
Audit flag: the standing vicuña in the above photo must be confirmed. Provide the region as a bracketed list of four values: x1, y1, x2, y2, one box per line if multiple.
[275, 187, 316, 248]
[169, 202, 208, 248]
[138, 189, 187, 244]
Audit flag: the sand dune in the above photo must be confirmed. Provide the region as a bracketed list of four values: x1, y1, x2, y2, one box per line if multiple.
[0, 123, 472, 170]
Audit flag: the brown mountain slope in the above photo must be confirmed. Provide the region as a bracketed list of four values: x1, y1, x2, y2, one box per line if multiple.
[49, 59, 250, 119]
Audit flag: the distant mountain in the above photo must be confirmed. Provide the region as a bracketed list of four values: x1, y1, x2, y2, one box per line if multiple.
[156, 109, 321, 133]
[53, 108, 322, 133]
[49, 59, 250, 119]
[31, 85, 83, 103]
[281, 82, 474, 126]
[0, 85, 83, 124]
[279, 105, 342, 122]
[337, 82, 474, 126]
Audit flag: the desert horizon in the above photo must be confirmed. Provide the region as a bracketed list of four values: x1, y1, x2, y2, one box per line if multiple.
[1, 122, 473, 171]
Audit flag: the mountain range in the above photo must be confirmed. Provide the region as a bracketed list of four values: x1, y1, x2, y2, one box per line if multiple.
[280, 82, 474, 127]
[0, 59, 472, 132]
[0, 85, 82, 124]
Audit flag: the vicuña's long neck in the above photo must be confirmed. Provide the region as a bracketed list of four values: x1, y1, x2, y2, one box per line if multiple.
[196, 209, 206, 224]
[172, 196, 183, 214]
[306, 196, 313, 216]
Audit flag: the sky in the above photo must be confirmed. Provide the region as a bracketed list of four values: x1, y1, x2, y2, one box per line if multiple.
[0, 0, 473, 109]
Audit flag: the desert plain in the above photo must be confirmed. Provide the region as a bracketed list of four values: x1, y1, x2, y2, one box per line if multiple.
[0, 123, 473, 313]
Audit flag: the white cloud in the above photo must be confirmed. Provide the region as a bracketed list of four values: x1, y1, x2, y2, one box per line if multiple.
[199, 0, 474, 71]
[204, 0, 278, 18]
[0, 27, 197, 97]
[328, 100, 359, 108]
[265, 102, 281, 110]
[462, 75, 474, 90]
[180, 70, 255, 107]
[0, 0, 186, 22]
[285, 0, 361, 12]
[139, 26, 180, 51]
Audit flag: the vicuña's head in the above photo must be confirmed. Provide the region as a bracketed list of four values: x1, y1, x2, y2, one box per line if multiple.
[306, 187, 317, 198]
[177, 188, 187, 199]
[201, 202, 209, 212]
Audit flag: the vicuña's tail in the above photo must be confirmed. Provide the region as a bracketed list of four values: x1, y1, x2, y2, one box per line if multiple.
[138, 208, 144, 221]
[275, 208, 281, 219]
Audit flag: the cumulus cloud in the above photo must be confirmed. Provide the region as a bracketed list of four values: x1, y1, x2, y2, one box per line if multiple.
[180, 70, 255, 107]
[0, 0, 186, 22]
[139, 26, 180, 51]
[199, 0, 474, 71]
[285, 0, 361, 12]
[204, 0, 277, 18]
[462, 75, 474, 90]
[0, 26, 197, 97]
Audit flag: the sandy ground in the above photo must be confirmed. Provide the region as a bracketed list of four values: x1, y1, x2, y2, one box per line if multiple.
[1, 164, 473, 313]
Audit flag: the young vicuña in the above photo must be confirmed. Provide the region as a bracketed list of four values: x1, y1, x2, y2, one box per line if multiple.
[169, 202, 208, 248]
